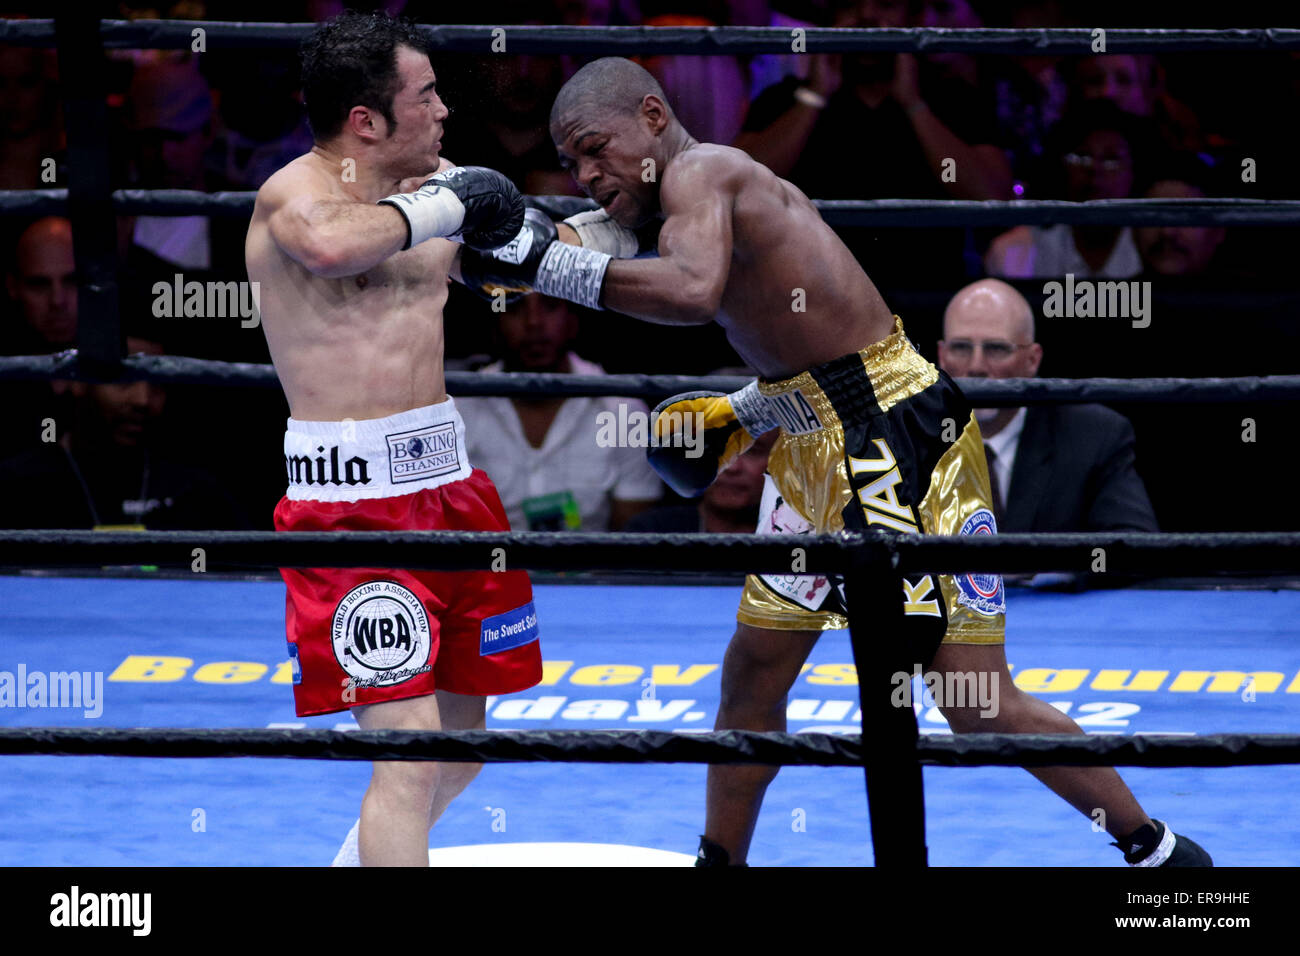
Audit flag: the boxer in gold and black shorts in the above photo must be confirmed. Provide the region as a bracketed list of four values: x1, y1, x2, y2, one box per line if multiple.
[738, 317, 1005, 664]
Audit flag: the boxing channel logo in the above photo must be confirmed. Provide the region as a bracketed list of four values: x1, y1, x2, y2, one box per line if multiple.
[385, 422, 461, 484]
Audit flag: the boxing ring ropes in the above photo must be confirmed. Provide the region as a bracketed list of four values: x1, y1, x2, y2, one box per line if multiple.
[2, 18, 1300, 867]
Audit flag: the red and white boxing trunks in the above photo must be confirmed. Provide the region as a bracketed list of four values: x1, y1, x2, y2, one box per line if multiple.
[273, 398, 542, 717]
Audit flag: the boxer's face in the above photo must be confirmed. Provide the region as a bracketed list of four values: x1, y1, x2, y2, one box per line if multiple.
[380, 45, 448, 179]
[553, 102, 661, 228]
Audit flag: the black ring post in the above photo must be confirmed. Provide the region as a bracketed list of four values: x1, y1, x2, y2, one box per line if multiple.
[844, 544, 929, 867]
[54, 10, 122, 379]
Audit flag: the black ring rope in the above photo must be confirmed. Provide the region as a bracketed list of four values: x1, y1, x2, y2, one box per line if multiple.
[6, 20, 1300, 54]
[3, 190, 1297, 227]
[1, 352, 1298, 406]
[2, 529, 1298, 576]
[2, 728, 1297, 769]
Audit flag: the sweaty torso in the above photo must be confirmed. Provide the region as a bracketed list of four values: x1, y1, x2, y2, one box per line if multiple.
[245, 153, 456, 421]
[675, 145, 896, 380]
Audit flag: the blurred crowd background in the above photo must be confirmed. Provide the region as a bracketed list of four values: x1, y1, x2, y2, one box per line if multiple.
[1, 0, 1296, 541]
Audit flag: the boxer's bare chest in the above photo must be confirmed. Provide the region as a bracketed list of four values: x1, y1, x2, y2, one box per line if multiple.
[345, 240, 454, 299]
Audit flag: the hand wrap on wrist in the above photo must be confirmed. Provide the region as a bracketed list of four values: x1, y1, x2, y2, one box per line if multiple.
[534, 242, 612, 310]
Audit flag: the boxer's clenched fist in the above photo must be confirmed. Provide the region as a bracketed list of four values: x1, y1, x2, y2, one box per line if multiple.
[459, 207, 613, 310]
[379, 166, 524, 251]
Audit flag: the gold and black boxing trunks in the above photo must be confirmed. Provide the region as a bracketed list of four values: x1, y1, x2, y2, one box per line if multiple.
[737, 316, 1006, 659]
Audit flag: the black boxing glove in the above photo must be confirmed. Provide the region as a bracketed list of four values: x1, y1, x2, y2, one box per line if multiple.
[378, 166, 524, 251]
[647, 384, 778, 497]
[525, 195, 660, 257]
[459, 207, 613, 309]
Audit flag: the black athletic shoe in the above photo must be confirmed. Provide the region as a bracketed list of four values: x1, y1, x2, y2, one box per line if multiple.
[696, 835, 747, 867]
[1116, 819, 1213, 867]
[1161, 830, 1213, 867]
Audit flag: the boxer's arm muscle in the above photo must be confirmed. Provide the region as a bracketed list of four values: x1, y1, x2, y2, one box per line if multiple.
[265, 160, 452, 278]
[267, 194, 407, 278]
[600, 162, 733, 324]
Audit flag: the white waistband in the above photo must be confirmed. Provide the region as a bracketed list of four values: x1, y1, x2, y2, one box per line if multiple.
[283, 399, 472, 502]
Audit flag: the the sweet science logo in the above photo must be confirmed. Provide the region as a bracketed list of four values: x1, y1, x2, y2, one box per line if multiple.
[480, 602, 540, 656]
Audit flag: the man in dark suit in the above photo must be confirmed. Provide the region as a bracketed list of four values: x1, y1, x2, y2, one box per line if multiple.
[937, 278, 1157, 535]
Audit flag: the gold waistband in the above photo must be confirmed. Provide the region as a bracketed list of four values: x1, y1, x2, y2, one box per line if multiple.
[757, 316, 938, 418]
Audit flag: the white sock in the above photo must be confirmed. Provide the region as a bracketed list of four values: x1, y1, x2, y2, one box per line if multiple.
[331, 818, 361, 867]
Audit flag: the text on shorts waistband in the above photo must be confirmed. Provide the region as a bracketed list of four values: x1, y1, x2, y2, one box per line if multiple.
[757, 316, 938, 429]
[283, 399, 472, 501]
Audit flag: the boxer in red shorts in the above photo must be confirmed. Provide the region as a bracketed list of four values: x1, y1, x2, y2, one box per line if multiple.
[275, 406, 540, 717]
[245, 11, 541, 866]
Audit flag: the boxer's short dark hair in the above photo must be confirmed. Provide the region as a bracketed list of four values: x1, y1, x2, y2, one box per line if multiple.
[300, 10, 429, 142]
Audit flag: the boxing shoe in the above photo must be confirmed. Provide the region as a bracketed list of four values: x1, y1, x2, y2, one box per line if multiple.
[1116, 819, 1213, 867]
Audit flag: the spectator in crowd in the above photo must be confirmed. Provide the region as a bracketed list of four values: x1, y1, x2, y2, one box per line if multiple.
[910, 0, 1074, 194]
[985, 100, 1151, 279]
[937, 278, 1157, 534]
[5, 216, 76, 352]
[116, 55, 266, 370]
[747, 1, 817, 98]
[734, 0, 1011, 286]
[1069, 54, 1201, 153]
[439, 52, 574, 196]
[121, 57, 245, 277]
[0, 334, 251, 529]
[626, 425, 776, 533]
[1134, 162, 1226, 278]
[989, 0, 1071, 191]
[736, 0, 1011, 201]
[206, 51, 314, 191]
[1, 216, 78, 455]
[0, 44, 62, 189]
[635, 1, 755, 145]
[455, 294, 662, 531]
[914, 0, 984, 84]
